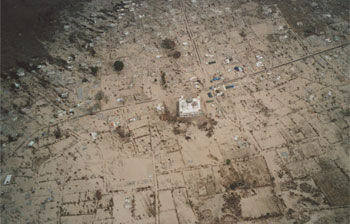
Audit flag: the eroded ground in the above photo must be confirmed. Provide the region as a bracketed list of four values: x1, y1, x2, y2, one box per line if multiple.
[1, 0, 349, 223]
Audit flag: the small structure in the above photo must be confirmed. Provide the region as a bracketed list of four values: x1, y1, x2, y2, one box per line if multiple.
[178, 96, 201, 117]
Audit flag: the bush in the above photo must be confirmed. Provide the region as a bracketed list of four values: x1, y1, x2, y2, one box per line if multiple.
[95, 190, 102, 200]
[90, 66, 99, 76]
[172, 51, 181, 59]
[53, 126, 62, 139]
[160, 71, 167, 88]
[113, 61, 124, 71]
[87, 102, 101, 115]
[95, 90, 105, 101]
[161, 38, 176, 50]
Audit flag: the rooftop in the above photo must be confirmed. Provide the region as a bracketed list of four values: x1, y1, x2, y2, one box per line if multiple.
[178, 96, 201, 117]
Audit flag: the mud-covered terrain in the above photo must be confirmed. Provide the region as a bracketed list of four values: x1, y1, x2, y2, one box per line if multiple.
[1, 0, 89, 70]
[1, 0, 349, 223]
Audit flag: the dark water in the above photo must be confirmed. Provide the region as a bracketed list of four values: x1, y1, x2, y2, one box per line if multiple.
[1, 0, 89, 70]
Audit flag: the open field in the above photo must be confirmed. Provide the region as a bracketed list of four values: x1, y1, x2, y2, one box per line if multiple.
[1, 0, 349, 223]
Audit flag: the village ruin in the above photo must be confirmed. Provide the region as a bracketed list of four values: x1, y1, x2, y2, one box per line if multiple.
[1, 0, 349, 223]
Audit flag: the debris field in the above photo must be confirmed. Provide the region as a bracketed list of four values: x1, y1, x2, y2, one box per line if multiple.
[1, 0, 349, 223]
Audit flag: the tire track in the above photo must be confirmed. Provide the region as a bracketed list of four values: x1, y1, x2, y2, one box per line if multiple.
[180, 0, 206, 75]
[205, 42, 350, 90]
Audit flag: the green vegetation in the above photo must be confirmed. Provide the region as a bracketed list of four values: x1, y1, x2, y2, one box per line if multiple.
[113, 61, 124, 71]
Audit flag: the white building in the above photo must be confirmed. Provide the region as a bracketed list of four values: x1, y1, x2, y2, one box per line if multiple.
[178, 96, 201, 117]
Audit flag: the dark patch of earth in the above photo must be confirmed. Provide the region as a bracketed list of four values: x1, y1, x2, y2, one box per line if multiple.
[1, 0, 90, 71]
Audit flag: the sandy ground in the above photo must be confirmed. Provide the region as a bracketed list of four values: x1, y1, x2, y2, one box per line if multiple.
[1, 0, 349, 223]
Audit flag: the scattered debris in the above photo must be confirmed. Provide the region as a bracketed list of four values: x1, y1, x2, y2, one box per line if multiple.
[223, 58, 230, 64]
[91, 132, 98, 141]
[28, 141, 35, 147]
[109, 121, 120, 128]
[42, 131, 49, 137]
[207, 61, 216, 65]
[205, 54, 215, 58]
[297, 21, 304, 26]
[234, 66, 243, 72]
[1, 1, 348, 223]
[16, 68, 25, 77]
[309, 95, 315, 101]
[124, 197, 132, 209]
[116, 97, 124, 103]
[256, 55, 264, 67]
[226, 84, 235, 89]
[156, 103, 164, 112]
[4, 175, 12, 185]
[256, 61, 264, 67]
[256, 55, 263, 61]
[57, 110, 67, 117]
[129, 117, 139, 122]
[60, 92, 69, 99]
[13, 82, 20, 89]
[210, 77, 221, 82]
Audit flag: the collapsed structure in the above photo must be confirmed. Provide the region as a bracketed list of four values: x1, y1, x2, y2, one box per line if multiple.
[178, 96, 201, 117]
